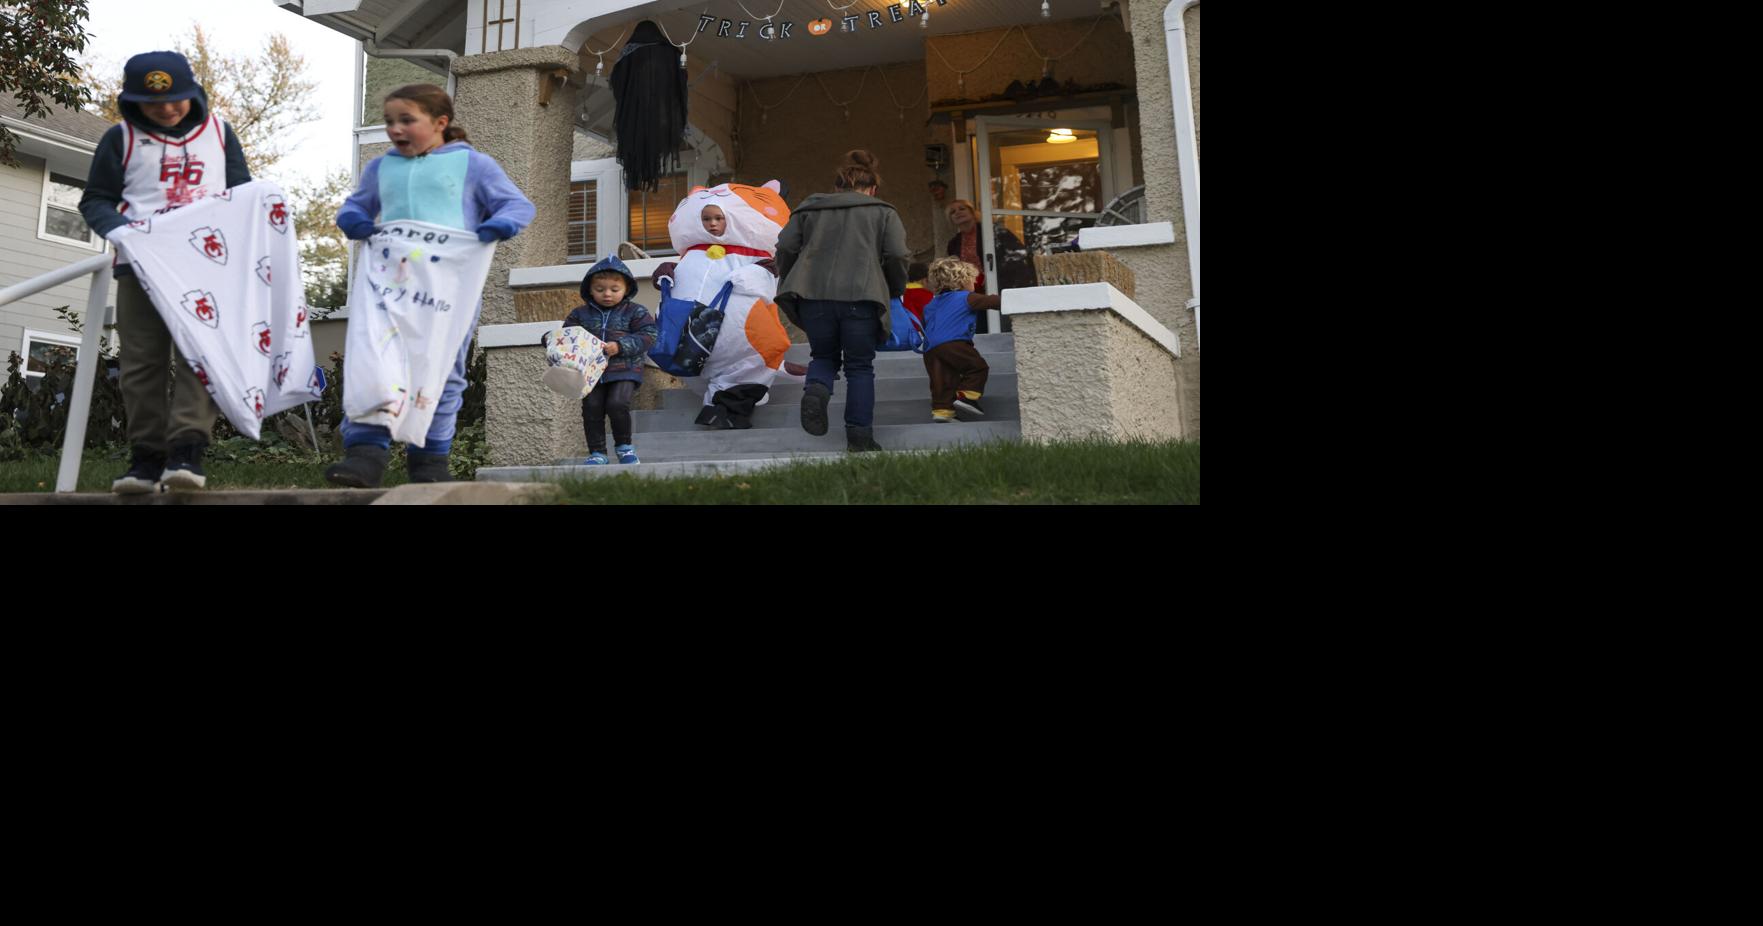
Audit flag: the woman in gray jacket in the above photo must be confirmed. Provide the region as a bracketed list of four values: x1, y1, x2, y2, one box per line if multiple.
[774, 150, 911, 452]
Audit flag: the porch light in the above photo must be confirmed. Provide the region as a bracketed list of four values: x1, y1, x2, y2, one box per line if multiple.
[1047, 128, 1076, 144]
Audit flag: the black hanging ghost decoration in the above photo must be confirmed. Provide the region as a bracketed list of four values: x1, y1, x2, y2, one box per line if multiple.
[610, 20, 689, 193]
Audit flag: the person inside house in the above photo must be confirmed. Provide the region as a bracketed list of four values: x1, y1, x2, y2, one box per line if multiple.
[928, 179, 955, 259]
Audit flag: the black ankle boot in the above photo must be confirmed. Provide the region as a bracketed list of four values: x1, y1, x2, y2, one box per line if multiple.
[406, 450, 453, 483]
[325, 445, 390, 488]
[846, 426, 883, 452]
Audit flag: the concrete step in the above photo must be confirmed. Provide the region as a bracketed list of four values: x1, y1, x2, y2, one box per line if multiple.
[661, 372, 1019, 410]
[569, 418, 1021, 463]
[781, 332, 1014, 361]
[772, 348, 1016, 379]
[632, 396, 1018, 432]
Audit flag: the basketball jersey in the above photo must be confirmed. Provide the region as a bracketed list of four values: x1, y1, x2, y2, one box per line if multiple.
[116, 115, 231, 263]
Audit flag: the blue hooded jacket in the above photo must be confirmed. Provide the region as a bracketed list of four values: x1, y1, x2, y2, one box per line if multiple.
[555, 254, 658, 385]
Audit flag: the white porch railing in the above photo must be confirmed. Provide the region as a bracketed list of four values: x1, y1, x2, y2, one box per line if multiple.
[0, 254, 115, 493]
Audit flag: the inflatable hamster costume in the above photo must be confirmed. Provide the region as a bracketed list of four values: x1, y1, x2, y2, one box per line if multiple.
[652, 181, 796, 429]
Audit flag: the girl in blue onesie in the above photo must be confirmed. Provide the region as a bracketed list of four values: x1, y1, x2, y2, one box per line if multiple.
[326, 83, 536, 487]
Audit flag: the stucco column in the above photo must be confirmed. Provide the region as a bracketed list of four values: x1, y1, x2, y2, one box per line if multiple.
[451, 46, 579, 326]
[1115, 0, 1199, 439]
[453, 47, 579, 467]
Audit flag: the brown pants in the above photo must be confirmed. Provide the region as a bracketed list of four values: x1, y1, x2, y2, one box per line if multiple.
[115, 273, 218, 450]
[923, 341, 990, 411]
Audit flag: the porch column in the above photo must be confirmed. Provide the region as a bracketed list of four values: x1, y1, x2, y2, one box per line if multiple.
[451, 47, 581, 467]
[450, 46, 580, 325]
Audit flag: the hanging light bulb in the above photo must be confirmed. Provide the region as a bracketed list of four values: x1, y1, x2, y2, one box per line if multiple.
[595, 57, 604, 78]
[761, 109, 768, 125]
[1042, 58, 1053, 79]
[679, 51, 688, 68]
[1042, 1, 1052, 18]
[844, 106, 850, 120]
[921, 11, 929, 29]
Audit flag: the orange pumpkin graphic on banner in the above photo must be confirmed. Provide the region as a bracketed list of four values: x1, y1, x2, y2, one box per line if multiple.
[807, 18, 833, 36]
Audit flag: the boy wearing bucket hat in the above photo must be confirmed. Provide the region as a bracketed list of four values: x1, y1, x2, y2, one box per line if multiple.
[78, 51, 251, 494]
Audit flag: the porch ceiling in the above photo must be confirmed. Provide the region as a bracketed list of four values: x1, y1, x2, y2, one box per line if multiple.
[273, 0, 468, 51]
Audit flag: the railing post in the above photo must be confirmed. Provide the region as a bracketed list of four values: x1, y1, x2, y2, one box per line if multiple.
[55, 264, 115, 493]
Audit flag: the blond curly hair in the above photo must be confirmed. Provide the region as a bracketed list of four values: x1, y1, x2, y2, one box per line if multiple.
[928, 256, 980, 294]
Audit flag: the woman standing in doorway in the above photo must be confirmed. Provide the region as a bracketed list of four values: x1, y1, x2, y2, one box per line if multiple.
[945, 198, 1032, 297]
[774, 150, 911, 452]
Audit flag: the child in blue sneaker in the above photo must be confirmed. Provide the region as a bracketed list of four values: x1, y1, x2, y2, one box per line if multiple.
[558, 254, 656, 464]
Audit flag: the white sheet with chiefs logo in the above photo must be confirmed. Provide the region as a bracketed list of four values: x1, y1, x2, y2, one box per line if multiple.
[113, 179, 321, 440]
[343, 220, 495, 447]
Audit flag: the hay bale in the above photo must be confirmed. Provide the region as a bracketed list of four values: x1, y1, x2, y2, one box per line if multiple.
[1033, 251, 1136, 300]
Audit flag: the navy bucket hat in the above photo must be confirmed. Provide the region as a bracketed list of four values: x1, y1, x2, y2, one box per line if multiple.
[117, 51, 201, 104]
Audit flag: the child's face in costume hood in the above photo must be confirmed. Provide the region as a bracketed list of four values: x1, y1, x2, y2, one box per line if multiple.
[701, 205, 726, 237]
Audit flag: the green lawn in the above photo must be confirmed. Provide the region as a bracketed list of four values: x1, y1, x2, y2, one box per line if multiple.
[3, 439, 1198, 503]
[553, 439, 1199, 505]
[0, 449, 409, 493]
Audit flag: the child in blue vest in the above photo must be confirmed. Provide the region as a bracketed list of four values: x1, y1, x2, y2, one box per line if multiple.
[326, 83, 535, 487]
[553, 254, 657, 464]
[921, 257, 1001, 423]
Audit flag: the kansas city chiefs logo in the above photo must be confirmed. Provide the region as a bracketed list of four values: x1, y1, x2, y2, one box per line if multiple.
[256, 256, 272, 286]
[189, 226, 227, 264]
[127, 218, 151, 234]
[266, 195, 289, 233]
[252, 321, 272, 356]
[180, 289, 219, 328]
[272, 352, 291, 387]
[245, 387, 266, 420]
[292, 303, 309, 338]
[214, 189, 233, 201]
[191, 357, 212, 390]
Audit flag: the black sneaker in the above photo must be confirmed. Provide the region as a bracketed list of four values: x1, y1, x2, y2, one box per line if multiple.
[325, 445, 390, 488]
[158, 441, 208, 491]
[112, 446, 166, 495]
[800, 382, 831, 436]
[953, 395, 986, 418]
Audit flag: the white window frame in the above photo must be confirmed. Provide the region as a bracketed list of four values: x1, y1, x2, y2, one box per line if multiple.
[20, 328, 82, 379]
[38, 170, 104, 252]
[569, 152, 714, 261]
[569, 157, 624, 263]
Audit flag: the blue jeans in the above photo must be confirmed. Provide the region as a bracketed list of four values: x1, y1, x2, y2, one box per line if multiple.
[341, 302, 480, 455]
[798, 299, 881, 429]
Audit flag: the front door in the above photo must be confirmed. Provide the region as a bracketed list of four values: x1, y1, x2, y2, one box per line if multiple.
[974, 116, 1115, 332]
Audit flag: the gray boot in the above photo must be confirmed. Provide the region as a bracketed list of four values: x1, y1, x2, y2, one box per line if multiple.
[325, 445, 390, 488]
